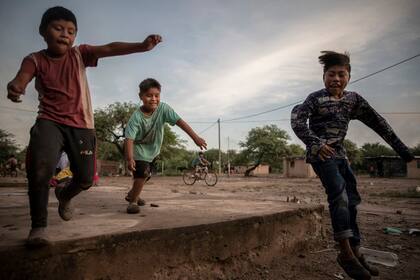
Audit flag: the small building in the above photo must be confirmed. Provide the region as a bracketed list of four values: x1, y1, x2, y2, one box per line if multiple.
[233, 164, 270, 175]
[407, 156, 420, 179]
[283, 156, 317, 178]
[365, 156, 407, 177]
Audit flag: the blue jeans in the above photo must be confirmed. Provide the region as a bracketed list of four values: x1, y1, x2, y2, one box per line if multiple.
[311, 159, 361, 246]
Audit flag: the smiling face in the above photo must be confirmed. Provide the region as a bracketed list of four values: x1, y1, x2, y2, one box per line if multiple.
[323, 65, 350, 97]
[43, 19, 76, 57]
[140, 87, 161, 113]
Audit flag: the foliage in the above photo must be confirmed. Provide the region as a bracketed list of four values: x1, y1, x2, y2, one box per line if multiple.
[0, 129, 20, 163]
[360, 142, 396, 158]
[410, 143, 420, 156]
[239, 125, 290, 175]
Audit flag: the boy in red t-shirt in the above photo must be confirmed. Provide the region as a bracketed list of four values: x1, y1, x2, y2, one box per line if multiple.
[7, 6, 162, 247]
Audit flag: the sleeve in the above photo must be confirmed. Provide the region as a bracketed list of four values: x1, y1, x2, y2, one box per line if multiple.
[78, 44, 98, 67]
[353, 94, 414, 162]
[124, 111, 141, 140]
[290, 96, 326, 157]
[162, 103, 181, 126]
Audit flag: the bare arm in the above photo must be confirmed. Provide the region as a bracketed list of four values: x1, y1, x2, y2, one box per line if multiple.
[124, 138, 136, 171]
[90, 34, 162, 59]
[176, 119, 207, 150]
[7, 69, 35, 103]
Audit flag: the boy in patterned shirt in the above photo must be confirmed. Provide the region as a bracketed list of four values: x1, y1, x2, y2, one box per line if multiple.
[291, 51, 414, 280]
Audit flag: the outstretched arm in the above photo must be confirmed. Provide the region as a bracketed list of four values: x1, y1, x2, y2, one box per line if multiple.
[7, 58, 36, 103]
[354, 95, 413, 162]
[124, 138, 136, 171]
[176, 119, 207, 150]
[90, 34, 162, 59]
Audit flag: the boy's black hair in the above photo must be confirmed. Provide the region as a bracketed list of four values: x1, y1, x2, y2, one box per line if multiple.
[39, 6, 78, 36]
[198, 152, 204, 155]
[318, 51, 351, 74]
[139, 78, 161, 95]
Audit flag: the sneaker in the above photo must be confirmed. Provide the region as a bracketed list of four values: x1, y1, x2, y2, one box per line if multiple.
[358, 255, 379, 276]
[337, 254, 371, 280]
[125, 195, 146, 206]
[55, 186, 73, 221]
[25, 227, 51, 248]
[127, 202, 140, 214]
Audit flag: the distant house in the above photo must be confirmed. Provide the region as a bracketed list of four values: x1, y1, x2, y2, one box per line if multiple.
[364, 156, 420, 178]
[283, 157, 317, 178]
[407, 156, 420, 179]
[234, 164, 270, 175]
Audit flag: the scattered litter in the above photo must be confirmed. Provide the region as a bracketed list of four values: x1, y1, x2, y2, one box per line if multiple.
[383, 227, 402, 235]
[171, 189, 179, 193]
[408, 228, 420, 236]
[369, 182, 374, 186]
[386, 245, 402, 251]
[359, 247, 399, 267]
[396, 210, 402, 215]
[310, 248, 335, 254]
[286, 196, 300, 203]
[415, 186, 420, 193]
[189, 191, 197, 195]
[333, 272, 344, 279]
[150, 203, 159, 207]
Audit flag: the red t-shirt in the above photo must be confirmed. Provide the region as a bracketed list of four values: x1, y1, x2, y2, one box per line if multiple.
[20, 45, 98, 129]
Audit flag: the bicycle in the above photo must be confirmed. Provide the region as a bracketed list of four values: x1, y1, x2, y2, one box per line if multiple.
[183, 166, 218, 186]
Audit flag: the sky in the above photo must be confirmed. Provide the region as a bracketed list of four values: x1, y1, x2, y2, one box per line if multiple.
[1, 0, 419, 152]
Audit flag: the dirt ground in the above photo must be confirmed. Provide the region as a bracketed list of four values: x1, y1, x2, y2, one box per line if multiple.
[1, 174, 419, 279]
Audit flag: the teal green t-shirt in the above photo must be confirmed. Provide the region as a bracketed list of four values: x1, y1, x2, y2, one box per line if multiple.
[125, 102, 181, 162]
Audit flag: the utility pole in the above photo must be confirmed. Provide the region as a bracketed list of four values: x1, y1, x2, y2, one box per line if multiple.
[218, 118, 221, 175]
[227, 137, 230, 177]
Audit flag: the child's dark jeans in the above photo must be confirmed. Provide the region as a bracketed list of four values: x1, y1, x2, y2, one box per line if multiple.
[26, 119, 95, 228]
[311, 158, 362, 247]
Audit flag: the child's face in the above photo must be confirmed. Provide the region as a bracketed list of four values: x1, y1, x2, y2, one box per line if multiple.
[43, 19, 76, 56]
[323, 65, 350, 96]
[140, 87, 160, 111]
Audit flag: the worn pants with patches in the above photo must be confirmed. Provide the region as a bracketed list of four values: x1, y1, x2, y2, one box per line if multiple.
[26, 119, 95, 228]
[311, 159, 362, 247]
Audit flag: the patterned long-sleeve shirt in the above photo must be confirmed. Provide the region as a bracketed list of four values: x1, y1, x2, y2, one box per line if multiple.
[291, 89, 413, 163]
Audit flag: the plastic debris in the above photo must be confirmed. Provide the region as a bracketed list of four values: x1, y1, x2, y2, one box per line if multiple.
[408, 228, 420, 236]
[333, 273, 344, 279]
[383, 227, 402, 235]
[386, 244, 402, 251]
[150, 203, 159, 207]
[359, 247, 399, 267]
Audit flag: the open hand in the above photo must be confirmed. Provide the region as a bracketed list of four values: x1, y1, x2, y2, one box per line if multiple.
[194, 137, 207, 150]
[319, 144, 336, 161]
[7, 82, 23, 103]
[142, 34, 162, 51]
[127, 159, 136, 172]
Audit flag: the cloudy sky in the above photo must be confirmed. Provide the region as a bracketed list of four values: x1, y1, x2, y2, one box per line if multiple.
[1, 0, 419, 152]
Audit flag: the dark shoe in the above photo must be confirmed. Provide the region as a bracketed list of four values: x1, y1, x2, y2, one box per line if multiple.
[337, 255, 371, 280]
[127, 203, 140, 214]
[25, 227, 51, 248]
[125, 195, 146, 206]
[55, 186, 73, 221]
[358, 255, 379, 276]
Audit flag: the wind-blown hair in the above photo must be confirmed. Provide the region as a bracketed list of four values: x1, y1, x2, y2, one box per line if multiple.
[318, 51, 351, 74]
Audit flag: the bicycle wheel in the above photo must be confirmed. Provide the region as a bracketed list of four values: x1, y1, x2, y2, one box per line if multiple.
[204, 171, 218, 186]
[183, 170, 196, 185]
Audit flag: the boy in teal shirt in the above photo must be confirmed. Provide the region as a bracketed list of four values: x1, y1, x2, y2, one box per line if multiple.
[124, 78, 207, 213]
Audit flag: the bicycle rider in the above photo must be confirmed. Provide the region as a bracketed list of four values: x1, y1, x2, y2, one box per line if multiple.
[192, 152, 209, 177]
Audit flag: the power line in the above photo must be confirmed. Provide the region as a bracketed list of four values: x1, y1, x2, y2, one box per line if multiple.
[198, 121, 218, 135]
[220, 52, 420, 122]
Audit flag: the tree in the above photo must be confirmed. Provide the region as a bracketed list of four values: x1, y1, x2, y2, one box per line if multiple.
[240, 125, 290, 176]
[287, 144, 305, 156]
[343, 139, 361, 164]
[0, 129, 20, 163]
[94, 102, 137, 160]
[360, 142, 396, 158]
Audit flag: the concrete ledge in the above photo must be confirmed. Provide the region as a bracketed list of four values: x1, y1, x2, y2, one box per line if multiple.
[0, 205, 323, 280]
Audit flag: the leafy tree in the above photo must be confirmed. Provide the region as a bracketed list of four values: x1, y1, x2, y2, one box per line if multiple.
[343, 139, 361, 164]
[94, 102, 137, 159]
[287, 144, 305, 156]
[0, 129, 20, 163]
[360, 142, 396, 158]
[240, 125, 290, 176]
